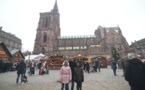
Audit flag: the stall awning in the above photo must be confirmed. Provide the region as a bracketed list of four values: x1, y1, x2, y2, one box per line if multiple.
[25, 54, 47, 61]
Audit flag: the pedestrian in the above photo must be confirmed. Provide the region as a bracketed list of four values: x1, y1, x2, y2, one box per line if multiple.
[69, 59, 76, 90]
[74, 62, 84, 90]
[83, 61, 87, 72]
[16, 60, 26, 84]
[110, 59, 117, 76]
[124, 53, 145, 90]
[91, 62, 95, 72]
[30, 61, 35, 75]
[98, 61, 101, 72]
[59, 61, 72, 90]
[45, 61, 49, 74]
[94, 58, 99, 72]
[0, 60, 4, 73]
[85, 62, 90, 73]
[121, 58, 125, 76]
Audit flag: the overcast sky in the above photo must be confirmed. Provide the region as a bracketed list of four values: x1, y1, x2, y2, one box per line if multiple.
[0, 0, 145, 52]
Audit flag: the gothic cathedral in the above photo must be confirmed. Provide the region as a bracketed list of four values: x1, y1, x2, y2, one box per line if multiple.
[33, 0, 129, 58]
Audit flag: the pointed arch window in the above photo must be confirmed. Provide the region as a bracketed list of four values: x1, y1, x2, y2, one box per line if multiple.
[43, 33, 47, 42]
[41, 47, 45, 54]
[45, 17, 48, 28]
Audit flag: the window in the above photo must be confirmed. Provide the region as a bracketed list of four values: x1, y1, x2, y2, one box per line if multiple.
[58, 47, 65, 50]
[73, 47, 79, 49]
[120, 46, 122, 51]
[66, 47, 72, 50]
[80, 47, 83, 49]
[41, 47, 45, 54]
[45, 18, 48, 28]
[43, 33, 47, 42]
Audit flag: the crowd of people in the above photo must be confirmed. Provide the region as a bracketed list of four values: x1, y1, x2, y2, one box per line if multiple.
[0, 60, 18, 73]
[58, 58, 101, 90]
[1, 53, 145, 90]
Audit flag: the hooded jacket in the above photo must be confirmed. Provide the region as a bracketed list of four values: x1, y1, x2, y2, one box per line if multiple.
[74, 66, 84, 83]
[16, 60, 26, 74]
[125, 58, 145, 90]
[59, 64, 72, 84]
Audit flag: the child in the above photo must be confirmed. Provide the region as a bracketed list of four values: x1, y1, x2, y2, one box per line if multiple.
[74, 62, 84, 90]
[59, 61, 72, 90]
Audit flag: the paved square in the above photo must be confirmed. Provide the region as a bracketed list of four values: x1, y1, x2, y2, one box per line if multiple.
[0, 67, 130, 90]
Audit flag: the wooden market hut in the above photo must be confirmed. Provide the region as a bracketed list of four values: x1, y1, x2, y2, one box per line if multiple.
[97, 56, 108, 68]
[11, 49, 25, 62]
[48, 54, 65, 70]
[87, 55, 108, 68]
[0, 41, 12, 61]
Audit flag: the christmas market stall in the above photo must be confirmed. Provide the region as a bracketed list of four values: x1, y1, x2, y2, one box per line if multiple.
[11, 49, 25, 62]
[97, 56, 108, 68]
[0, 41, 12, 60]
[48, 54, 65, 70]
[87, 55, 108, 68]
[0, 41, 13, 72]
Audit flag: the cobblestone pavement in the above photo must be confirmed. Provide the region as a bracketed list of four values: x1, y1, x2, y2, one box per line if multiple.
[0, 67, 130, 90]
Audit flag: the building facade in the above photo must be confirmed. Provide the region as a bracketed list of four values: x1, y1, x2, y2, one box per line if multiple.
[0, 27, 22, 51]
[33, 1, 129, 58]
[130, 39, 145, 58]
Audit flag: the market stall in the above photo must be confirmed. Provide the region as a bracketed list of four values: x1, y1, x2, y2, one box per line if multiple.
[87, 55, 108, 68]
[97, 56, 108, 68]
[11, 49, 25, 62]
[48, 54, 65, 70]
[0, 41, 13, 72]
[0, 41, 12, 60]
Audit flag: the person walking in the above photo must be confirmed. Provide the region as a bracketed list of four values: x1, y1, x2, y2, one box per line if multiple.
[125, 53, 145, 90]
[59, 61, 72, 90]
[111, 59, 117, 76]
[74, 62, 84, 90]
[45, 61, 49, 74]
[98, 61, 101, 72]
[86, 62, 90, 73]
[94, 58, 99, 72]
[16, 60, 26, 84]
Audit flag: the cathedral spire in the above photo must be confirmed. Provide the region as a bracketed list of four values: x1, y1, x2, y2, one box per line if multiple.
[53, 0, 59, 14]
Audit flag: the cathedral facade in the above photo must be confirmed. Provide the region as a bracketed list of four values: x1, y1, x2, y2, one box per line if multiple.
[33, 1, 129, 58]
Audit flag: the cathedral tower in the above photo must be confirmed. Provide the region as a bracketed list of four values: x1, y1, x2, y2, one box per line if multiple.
[33, 0, 60, 55]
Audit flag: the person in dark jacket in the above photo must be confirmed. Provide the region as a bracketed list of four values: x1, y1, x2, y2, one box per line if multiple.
[85, 62, 90, 73]
[111, 59, 117, 76]
[74, 62, 84, 90]
[143, 61, 145, 67]
[121, 59, 125, 76]
[94, 58, 99, 72]
[98, 61, 101, 72]
[125, 53, 145, 90]
[69, 59, 76, 90]
[0, 60, 4, 73]
[16, 60, 26, 84]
